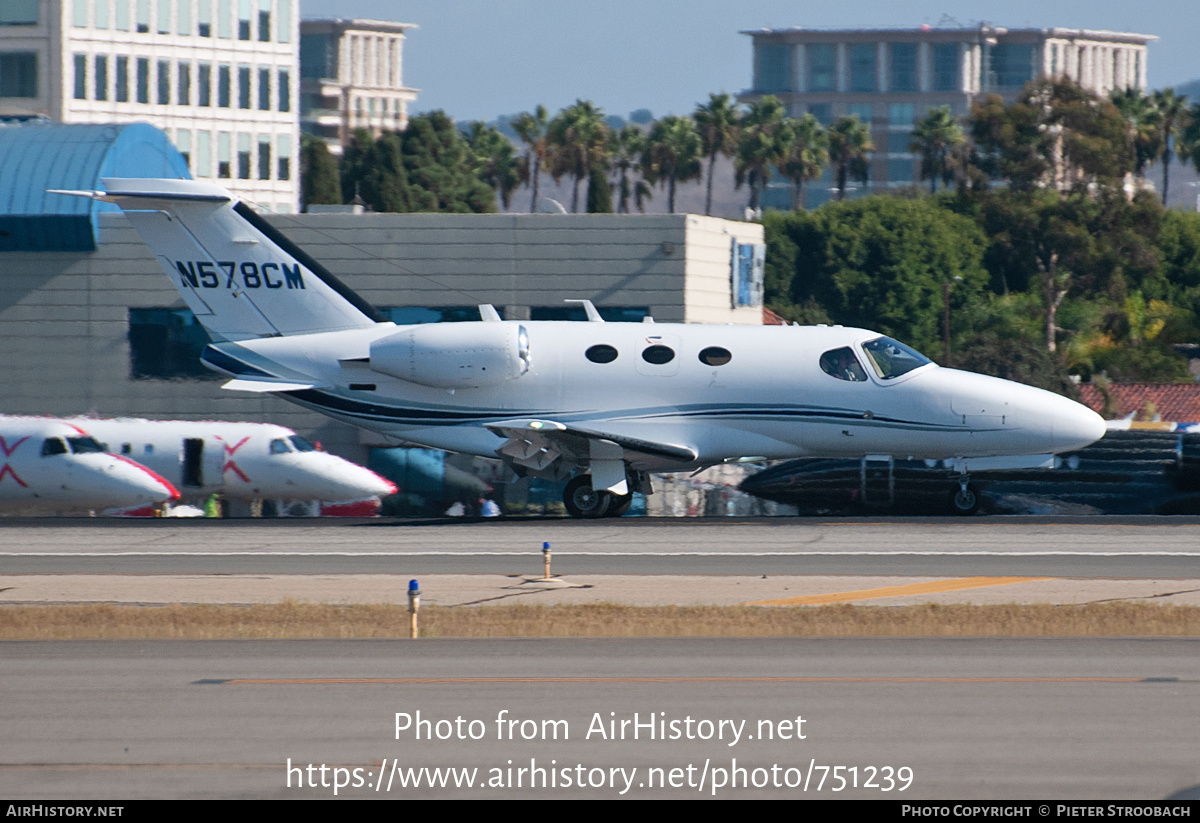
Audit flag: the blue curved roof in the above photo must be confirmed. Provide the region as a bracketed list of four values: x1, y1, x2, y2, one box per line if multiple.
[0, 122, 190, 251]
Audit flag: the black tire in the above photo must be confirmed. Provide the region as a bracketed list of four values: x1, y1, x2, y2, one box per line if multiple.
[606, 493, 634, 517]
[564, 475, 611, 518]
[950, 484, 979, 515]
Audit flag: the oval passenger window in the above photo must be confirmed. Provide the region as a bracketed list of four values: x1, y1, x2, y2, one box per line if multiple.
[585, 344, 619, 364]
[641, 345, 676, 365]
[699, 346, 732, 366]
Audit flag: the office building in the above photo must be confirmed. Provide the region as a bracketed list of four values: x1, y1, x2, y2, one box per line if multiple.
[741, 25, 1155, 208]
[0, 0, 299, 213]
[300, 18, 418, 155]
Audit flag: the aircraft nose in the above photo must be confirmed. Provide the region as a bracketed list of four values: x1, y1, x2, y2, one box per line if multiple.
[1053, 399, 1106, 452]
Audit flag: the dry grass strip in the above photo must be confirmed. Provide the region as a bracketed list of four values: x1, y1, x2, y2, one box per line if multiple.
[3, 601, 1200, 639]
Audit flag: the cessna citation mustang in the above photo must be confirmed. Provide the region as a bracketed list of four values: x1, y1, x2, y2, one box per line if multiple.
[0, 416, 179, 513]
[64, 418, 397, 515]
[58, 178, 1106, 518]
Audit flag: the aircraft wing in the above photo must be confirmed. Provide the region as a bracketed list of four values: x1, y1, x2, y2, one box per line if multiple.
[486, 418, 696, 487]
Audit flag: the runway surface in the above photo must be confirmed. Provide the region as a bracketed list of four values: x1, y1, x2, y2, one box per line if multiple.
[3, 516, 1200, 577]
[3, 638, 1199, 799]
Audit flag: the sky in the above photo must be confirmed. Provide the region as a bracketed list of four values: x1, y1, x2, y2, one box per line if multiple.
[299, 0, 1200, 124]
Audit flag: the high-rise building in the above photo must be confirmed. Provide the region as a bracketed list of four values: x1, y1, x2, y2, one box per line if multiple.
[300, 18, 418, 155]
[741, 25, 1156, 208]
[0, 0, 299, 213]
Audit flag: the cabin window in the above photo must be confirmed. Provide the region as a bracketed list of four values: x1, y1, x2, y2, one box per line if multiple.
[41, 438, 67, 457]
[128, 307, 218, 380]
[269, 438, 292, 454]
[641, 345, 675, 365]
[819, 347, 868, 382]
[586, 344, 618, 364]
[861, 336, 931, 380]
[699, 346, 732, 366]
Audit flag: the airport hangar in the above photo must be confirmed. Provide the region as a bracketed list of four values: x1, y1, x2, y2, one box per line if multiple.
[0, 122, 765, 510]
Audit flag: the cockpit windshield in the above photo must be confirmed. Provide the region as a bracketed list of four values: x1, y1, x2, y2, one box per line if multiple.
[860, 337, 932, 379]
[289, 435, 316, 452]
[269, 438, 293, 455]
[67, 436, 106, 454]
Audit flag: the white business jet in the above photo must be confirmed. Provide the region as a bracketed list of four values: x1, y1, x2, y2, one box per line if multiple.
[58, 179, 1106, 518]
[0, 416, 179, 513]
[65, 418, 397, 515]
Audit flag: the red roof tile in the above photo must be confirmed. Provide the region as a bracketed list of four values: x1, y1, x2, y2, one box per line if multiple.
[1077, 382, 1200, 422]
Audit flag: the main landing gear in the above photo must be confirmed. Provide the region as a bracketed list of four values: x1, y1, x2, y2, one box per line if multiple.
[563, 475, 634, 519]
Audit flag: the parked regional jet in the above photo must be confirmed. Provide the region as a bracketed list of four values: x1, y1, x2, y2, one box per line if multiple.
[0, 416, 179, 513]
[65, 418, 397, 514]
[59, 179, 1107, 517]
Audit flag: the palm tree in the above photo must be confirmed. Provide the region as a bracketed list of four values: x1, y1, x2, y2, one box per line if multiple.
[827, 115, 874, 200]
[1110, 88, 1162, 184]
[735, 95, 790, 212]
[512, 105, 550, 212]
[547, 100, 610, 213]
[1152, 88, 1188, 204]
[778, 114, 827, 210]
[641, 115, 703, 214]
[466, 122, 521, 210]
[693, 92, 742, 216]
[610, 125, 652, 213]
[910, 105, 965, 193]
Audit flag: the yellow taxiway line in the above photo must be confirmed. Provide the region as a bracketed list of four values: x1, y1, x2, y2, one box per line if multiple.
[747, 576, 1051, 607]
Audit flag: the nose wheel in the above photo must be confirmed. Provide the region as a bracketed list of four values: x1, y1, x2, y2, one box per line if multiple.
[564, 475, 611, 518]
[950, 479, 979, 515]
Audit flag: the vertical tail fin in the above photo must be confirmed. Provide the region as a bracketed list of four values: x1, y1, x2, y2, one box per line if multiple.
[98, 178, 386, 340]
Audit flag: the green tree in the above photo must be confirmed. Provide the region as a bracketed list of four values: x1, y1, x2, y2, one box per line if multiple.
[400, 111, 497, 213]
[641, 114, 703, 214]
[512, 105, 550, 212]
[1110, 88, 1162, 183]
[693, 92, 742, 216]
[300, 133, 341, 208]
[735, 95, 789, 211]
[586, 165, 613, 213]
[779, 114, 827, 211]
[1152, 88, 1188, 204]
[910, 105, 965, 193]
[467, 122, 521, 210]
[547, 100, 610, 213]
[827, 116, 874, 201]
[610, 125, 652, 214]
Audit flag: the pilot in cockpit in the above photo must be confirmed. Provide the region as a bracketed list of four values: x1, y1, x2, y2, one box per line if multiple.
[819, 347, 868, 382]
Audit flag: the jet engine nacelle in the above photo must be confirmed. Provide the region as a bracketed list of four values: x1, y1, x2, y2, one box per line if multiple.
[368, 323, 530, 389]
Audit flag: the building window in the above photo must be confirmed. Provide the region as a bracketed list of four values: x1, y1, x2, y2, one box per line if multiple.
[73, 54, 87, 100]
[848, 103, 873, 123]
[808, 43, 835, 92]
[755, 44, 791, 93]
[277, 134, 291, 180]
[197, 0, 211, 36]
[889, 102, 915, 127]
[258, 135, 271, 179]
[136, 0, 149, 33]
[238, 133, 251, 179]
[850, 44, 876, 92]
[807, 102, 832, 126]
[73, 0, 88, 28]
[888, 158, 915, 182]
[136, 57, 149, 103]
[238, 65, 250, 108]
[114, 0, 130, 31]
[217, 64, 230, 107]
[96, 0, 109, 27]
[258, 0, 271, 41]
[157, 59, 170, 104]
[381, 307, 505, 324]
[177, 0, 191, 35]
[217, 0, 231, 38]
[178, 61, 190, 105]
[198, 62, 210, 106]
[197, 130, 212, 177]
[217, 132, 231, 177]
[985, 43, 1035, 90]
[277, 0, 290, 43]
[128, 308, 217, 380]
[116, 55, 128, 102]
[890, 42, 917, 92]
[300, 33, 333, 79]
[95, 55, 108, 101]
[278, 69, 289, 111]
[933, 43, 959, 91]
[157, 0, 171, 33]
[0, 0, 39, 25]
[887, 131, 913, 153]
[176, 129, 191, 169]
[258, 67, 270, 110]
[531, 306, 649, 322]
[238, 0, 251, 40]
